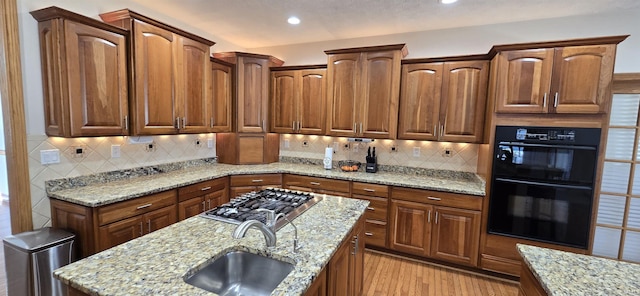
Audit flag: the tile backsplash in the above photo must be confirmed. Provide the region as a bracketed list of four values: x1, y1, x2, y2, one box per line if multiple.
[279, 134, 478, 172]
[27, 133, 217, 228]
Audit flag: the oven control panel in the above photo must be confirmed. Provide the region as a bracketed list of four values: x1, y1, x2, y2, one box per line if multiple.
[515, 128, 575, 141]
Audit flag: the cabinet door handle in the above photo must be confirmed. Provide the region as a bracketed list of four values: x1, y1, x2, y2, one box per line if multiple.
[147, 220, 151, 233]
[200, 186, 212, 191]
[202, 200, 206, 212]
[123, 115, 128, 131]
[360, 122, 363, 135]
[363, 188, 376, 192]
[435, 212, 439, 224]
[427, 197, 441, 201]
[433, 124, 437, 137]
[440, 124, 444, 138]
[366, 207, 375, 211]
[207, 199, 211, 210]
[351, 235, 359, 255]
[353, 122, 357, 133]
[210, 117, 214, 128]
[543, 93, 548, 108]
[262, 120, 266, 131]
[175, 117, 180, 129]
[139, 222, 143, 236]
[428, 210, 431, 223]
[309, 182, 321, 186]
[554, 92, 559, 108]
[365, 232, 373, 236]
[182, 117, 186, 129]
[136, 203, 152, 210]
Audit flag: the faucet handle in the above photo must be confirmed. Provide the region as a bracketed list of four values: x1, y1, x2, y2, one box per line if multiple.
[256, 209, 284, 227]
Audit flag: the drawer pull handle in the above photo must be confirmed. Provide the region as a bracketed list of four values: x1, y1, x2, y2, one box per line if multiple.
[310, 182, 321, 186]
[363, 188, 376, 192]
[200, 186, 212, 191]
[427, 197, 441, 201]
[366, 207, 375, 211]
[365, 232, 373, 236]
[251, 179, 263, 183]
[202, 201, 206, 212]
[136, 203, 152, 210]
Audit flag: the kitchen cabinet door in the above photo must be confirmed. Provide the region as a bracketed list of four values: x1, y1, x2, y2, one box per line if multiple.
[397, 63, 443, 140]
[552, 44, 615, 114]
[430, 206, 481, 267]
[176, 37, 211, 133]
[389, 199, 432, 257]
[271, 70, 297, 133]
[299, 69, 326, 134]
[326, 53, 360, 137]
[211, 59, 233, 132]
[351, 218, 365, 296]
[440, 60, 489, 143]
[303, 267, 327, 296]
[98, 216, 143, 251]
[360, 50, 401, 139]
[178, 197, 204, 220]
[494, 48, 554, 113]
[144, 206, 177, 233]
[237, 56, 269, 133]
[204, 188, 228, 210]
[327, 238, 350, 296]
[32, 7, 130, 137]
[132, 20, 178, 134]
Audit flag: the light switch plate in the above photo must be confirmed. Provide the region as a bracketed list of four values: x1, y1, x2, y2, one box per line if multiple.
[40, 149, 60, 164]
[413, 147, 420, 157]
[111, 145, 121, 158]
[207, 138, 214, 149]
[284, 139, 290, 149]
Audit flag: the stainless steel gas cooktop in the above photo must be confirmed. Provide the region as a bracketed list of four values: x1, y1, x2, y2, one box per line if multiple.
[200, 188, 323, 230]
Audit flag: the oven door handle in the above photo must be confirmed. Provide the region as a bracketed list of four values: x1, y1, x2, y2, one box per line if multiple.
[497, 142, 596, 151]
[495, 177, 593, 190]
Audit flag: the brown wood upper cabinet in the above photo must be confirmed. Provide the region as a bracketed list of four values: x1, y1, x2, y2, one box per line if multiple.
[31, 7, 129, 137]
[100, 9, 215, 135]
[493, 36, 627, 114]
[210, 58, 233, 132]
[271, 66, 327, 134]
[398, 60, 489, 143]
[325, 45, 407, 139]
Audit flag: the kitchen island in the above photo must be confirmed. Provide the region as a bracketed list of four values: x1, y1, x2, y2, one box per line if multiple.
[517, 244, 640, 296]
[54, 194, 368, 295]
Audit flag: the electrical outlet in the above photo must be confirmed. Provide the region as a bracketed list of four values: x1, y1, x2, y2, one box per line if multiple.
[111, 145, 121, 158]
[390, 146, 397, 153]
[73, 146, 86, 158]
[443, 147, 453, 157]
[194, 138, 202, 148]
[413, 147, 420, 157]
[284, 139, 290, 149]
[302, 140, 309, 147]
[344, 143, 350, 151]
[146, 143, 156, 152]
[333, 142, 340, 152]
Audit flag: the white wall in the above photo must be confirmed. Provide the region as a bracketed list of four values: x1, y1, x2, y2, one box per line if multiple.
[248, 8, 640, 73]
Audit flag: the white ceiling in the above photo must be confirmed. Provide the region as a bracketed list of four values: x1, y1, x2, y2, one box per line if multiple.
[128, 0, 640, 49]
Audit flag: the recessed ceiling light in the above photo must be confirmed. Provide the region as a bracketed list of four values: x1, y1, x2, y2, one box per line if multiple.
[440, 0, 458, 4]
[287, 16, 300, 25]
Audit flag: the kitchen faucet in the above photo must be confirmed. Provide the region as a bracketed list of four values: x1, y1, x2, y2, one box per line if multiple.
[232, 209, 283, 248]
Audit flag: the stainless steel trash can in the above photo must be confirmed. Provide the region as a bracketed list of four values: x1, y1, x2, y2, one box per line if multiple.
[3, 227, 75, 296]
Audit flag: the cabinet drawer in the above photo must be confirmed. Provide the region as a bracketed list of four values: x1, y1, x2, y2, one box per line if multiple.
[98, 190, 177, 226]
[364, 220, 387, 247]
[230, 174, 282, 187]
[354, 195, 388, 221]
[391, 187, 482, 211]
[352, 182, 388, 197]
[178, 178, 227, 202]
[283, 174, 350, 194]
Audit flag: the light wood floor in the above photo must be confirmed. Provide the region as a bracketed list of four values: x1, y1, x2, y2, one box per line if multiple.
[363, 250, 519, 296]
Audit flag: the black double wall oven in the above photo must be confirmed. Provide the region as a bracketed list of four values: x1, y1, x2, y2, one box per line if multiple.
[488, 126, 601, 249]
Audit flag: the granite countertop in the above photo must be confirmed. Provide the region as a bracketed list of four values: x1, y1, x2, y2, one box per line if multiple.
[54, 195, 368, 296]
[47, 162, 485, 207]
[517, 244, 640, 296]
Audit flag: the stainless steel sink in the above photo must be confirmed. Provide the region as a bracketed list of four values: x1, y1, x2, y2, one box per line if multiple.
[184, 250, 294, 296]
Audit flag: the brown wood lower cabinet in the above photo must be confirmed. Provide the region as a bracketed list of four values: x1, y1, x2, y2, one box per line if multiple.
[326, 216, 365, 296]
[51, 190, 178, 257]
[283, 174, 350, 197]
[518, 262, 547, 296]
[229, 174, 282, 198]
[178, 177, 229, 220]
[389, 187, 481, 267]
[303, 267, 327, 296]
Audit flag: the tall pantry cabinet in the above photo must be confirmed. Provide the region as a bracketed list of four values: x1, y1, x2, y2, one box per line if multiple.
[99, 9, 215, 135]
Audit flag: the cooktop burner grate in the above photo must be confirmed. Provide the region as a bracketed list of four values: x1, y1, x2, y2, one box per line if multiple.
[200, 188, 322, 229]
